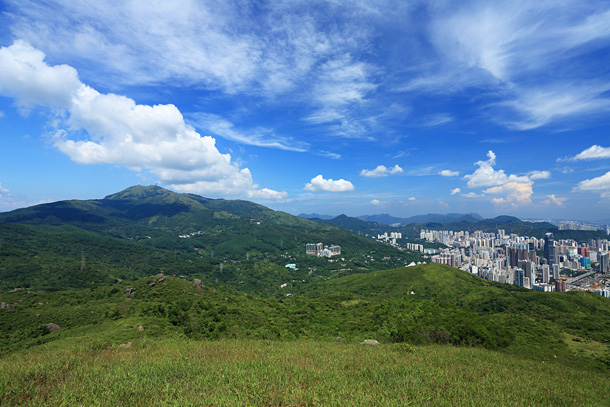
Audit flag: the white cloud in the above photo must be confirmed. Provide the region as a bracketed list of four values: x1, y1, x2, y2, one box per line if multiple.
[0, 182, 8, 195]
[464, 151, 521, 188]
[450, 188, 461, 195]
[408, 196, 416, 201]
[405, 2, 610, 129]
[247, 188, 288, 201]
[439, 170, 459, 177]
[569, 145, 610, 161]
[361, 164, 403, 177]
[503, 85, 610, 130]
[542, 194, 567, 206]
[304, 175, 354, 192]
[484, 181, 534, 206]
[0, 40, 81, 109]
[0, 41, 280, 199]
[421, 113, 453, 127]
[318, 151, 342, 160]
[462, 192, 483, 198]
[190, 113, 308, 152]
[575, 171, 610, 198]
[527, 170, 551, 180]
[370, 199, 381, 205]
[463, 150, 550, 207]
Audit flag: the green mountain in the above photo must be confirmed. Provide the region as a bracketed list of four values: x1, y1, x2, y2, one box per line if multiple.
[0, 185, 422, 292]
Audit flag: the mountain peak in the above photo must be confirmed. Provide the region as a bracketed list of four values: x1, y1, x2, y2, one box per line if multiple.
[104, 185, 171, 201]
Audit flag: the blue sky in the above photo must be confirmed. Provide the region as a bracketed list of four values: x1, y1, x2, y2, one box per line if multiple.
[1, 0, 610, 221]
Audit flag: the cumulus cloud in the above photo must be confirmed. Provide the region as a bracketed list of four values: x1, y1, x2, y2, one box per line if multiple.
[575, 171, 610, 198]
[304, 175, 354, 192]
[439, 170, 459, 177]
[0, 182, 8, 195]
[247, 188, 288, 201]
[361, 164, 403, 177]
[484, 181, 534, 206]
[370, 199, 381, 205]
[462, 150, 550, 206]
[0, 40, 81, 109]
[450, 188, 461, 195]
[0, 41, 285, 200]
[542, 194, 567, 206]
[567, 145, 610, 161]
[408, 197, 416, 201]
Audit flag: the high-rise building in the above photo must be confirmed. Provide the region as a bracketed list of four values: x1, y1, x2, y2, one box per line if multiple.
[600, 252, 609, 274]
[555, 280, 567, 292]
[542, 264, 550, 284]
[544, 233, 557, 269]
[514, 268, 524, 287]
[552, 264, 560, 280]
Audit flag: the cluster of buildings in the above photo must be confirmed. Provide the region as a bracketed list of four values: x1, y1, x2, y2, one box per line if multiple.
[376, 232, 402, 246]
[420, 229, 610, 294]
[305, 243, 341, 258]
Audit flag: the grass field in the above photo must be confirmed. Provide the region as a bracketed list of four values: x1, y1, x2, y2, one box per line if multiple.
[1, 338, 608, 406]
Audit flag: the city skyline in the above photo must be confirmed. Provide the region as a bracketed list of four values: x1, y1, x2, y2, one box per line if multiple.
[1, 1, 610, 221]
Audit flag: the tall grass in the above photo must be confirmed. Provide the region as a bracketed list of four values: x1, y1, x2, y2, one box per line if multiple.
[1, 338, 607, 406]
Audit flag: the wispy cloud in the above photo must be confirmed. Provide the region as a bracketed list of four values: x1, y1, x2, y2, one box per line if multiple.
[401, 1, 610, 130]
[190, 113, 308, 152]
[361, 164, 403, 177]
[317, 151, 342, 160]
[420, 113, 453, 127]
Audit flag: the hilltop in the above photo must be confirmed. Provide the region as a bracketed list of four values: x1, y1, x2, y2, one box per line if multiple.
[0, 185, 422, 292]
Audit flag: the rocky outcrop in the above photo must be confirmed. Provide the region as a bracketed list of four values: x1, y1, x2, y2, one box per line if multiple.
[193, 279, 204, 291]
[47, 323, 61, 333]
[0, 302, 16, 310]
[360, 339, 380, 346]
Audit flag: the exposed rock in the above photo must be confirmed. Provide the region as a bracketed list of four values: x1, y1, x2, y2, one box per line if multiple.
[27, 291, 38, 295]
[149, 282, 157, 288]
[9, 288, 23, 294]
[125, 287, 135, 295]
[335, 336, 344, 342]
[193, 279, 204, 291]
[118, 342, 132, 348]
[360, 339, 380, 346]
[137, 325, 145, 331]
[47, 323, 61, 333]
[0, 302, 16, 310]
[125, 298, 132, 302]
[187, 292, 194, 296]
[36, 314, 41, 317]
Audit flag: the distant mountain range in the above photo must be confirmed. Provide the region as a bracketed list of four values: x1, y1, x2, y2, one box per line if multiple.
[299, 212, 485, 226]
[308, 213, 607, 240]
[358, 212, 485, 225]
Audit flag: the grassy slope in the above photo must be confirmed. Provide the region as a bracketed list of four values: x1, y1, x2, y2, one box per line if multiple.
[1, 338, 608, 406]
